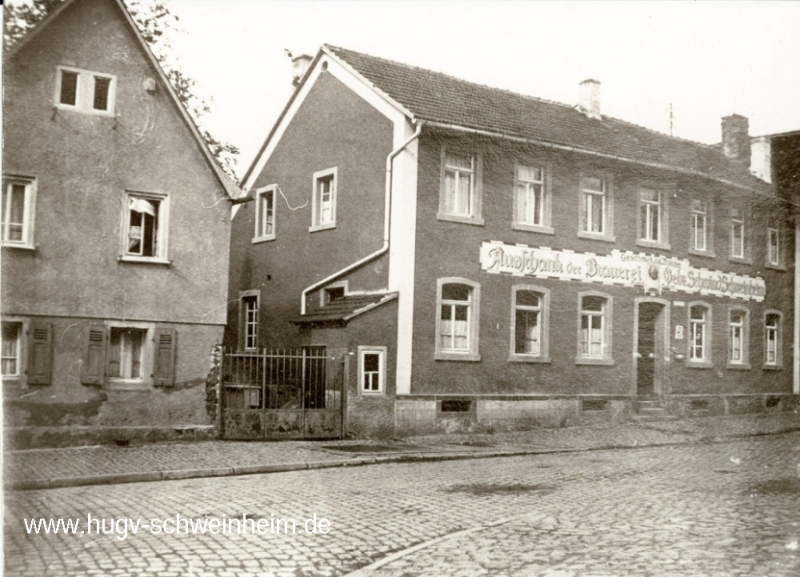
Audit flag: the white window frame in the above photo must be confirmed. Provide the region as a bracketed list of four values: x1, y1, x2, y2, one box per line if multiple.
[120, 191, 170, 264]
[435, 278, 481, 361]
[637, 188, 670, 249]
[319, 281, 348, 307]
[690, 199, 715, 257]
[730, 208, 746, 260]
[253, 185, 277, 242]
[764, 310, 783, 369]
[438, 147, 484, 225]
[2, 176, 37, 249]
[687, 302, 713, 368]
[767, 227, 781, 267]
[578, 174, 614, 242]
[1, 318, 29, 384]
[509, 285, 551, 363]
[55, 66, 116, 116]
[512, 163, 553, 234]
[240, 290, 260, 351]
[105, 321, 154, 390]
[358, 346, 387, 395]
[576, 291, 614, 365]
[727, 307, 750, 369]
[310, 167, 337, 232]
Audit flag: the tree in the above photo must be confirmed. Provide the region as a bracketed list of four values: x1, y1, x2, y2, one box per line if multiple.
[3, 0, 240, 181]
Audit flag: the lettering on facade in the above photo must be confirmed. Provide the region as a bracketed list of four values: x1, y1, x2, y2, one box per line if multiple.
[480, 241, 766, 302]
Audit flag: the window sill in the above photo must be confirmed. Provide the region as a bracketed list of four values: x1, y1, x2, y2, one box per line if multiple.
[436, 212, 484, 226]
[726, 362, 751, 370]
[575, 357, 614, 366]
[106, 379, 150, 391]
[636, 240, 671, 251]
[309, 222, 336, 233]
[435, 351, 481, 362]
[512, 223, 554, 235]
[509, 355, 552, 364]
[2, 242, 36, 251]
[577, 231, 616, 243]
[728, 256, 752, 265]
[252, 235, 276, 244]
[765, 263, 787, 272]
[688, 248, 716, 259]
[763, 364, 783, 371]
[361, 391, 385, 397]
[686, 360, 713, 369]
[118, 256, 171, 265]
[55, 104, 116, 117]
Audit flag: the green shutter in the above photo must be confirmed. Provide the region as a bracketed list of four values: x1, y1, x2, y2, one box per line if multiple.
[27, 321, 52, 385]
[81, 324, 107, 385]
[152, 327, 176, 387]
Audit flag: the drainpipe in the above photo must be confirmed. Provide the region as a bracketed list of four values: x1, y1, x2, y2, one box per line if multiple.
[301, 121, 423, 314]
[794, 217, 799, 394]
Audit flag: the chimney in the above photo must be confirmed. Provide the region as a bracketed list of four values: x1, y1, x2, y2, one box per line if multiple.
[578, 79, 601, 119]
[291, 54, 313, 87]
[721, 114, 751, 164]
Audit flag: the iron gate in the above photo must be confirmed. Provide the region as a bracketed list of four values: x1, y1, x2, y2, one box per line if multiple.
[220, 346, 345, 440]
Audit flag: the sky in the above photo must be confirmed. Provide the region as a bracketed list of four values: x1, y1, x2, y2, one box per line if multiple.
[17, 0, 800, 178]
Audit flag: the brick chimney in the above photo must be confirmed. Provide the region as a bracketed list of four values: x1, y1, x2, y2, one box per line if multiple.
[291, 54, 313, 87]
[578, 79, 601, 120]
[721, 114, 751, 164]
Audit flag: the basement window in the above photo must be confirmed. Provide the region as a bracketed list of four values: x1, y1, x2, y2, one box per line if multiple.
[440, 399, 473, 413]
[582, 399, 607, 412]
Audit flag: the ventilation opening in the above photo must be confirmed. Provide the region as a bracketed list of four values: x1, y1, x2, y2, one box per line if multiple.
[765, 396, 781, 409]
[582, 399, 607, 412]
[440, 400, 473, 413]
[690, 399, 709, 410]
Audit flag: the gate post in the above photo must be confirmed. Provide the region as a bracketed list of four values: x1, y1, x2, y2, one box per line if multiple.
[341, 352, 349, 438]
[216, 346, 224, 438]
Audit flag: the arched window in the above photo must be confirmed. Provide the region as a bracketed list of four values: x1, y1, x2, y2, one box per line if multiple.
[727, 307, 750, 369]
[576, 292, 613, 365]
[764, 310, 783, 369]
[687, 302, 712, 367]
[510, 286, 550, 362]
[435, 278, 480, 361]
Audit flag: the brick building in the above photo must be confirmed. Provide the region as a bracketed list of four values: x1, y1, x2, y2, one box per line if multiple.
[228, 45, 797, 437]
[2, 0, 238, 446]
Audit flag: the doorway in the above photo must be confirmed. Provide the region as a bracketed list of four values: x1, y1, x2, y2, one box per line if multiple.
[635, 301, 668, 396]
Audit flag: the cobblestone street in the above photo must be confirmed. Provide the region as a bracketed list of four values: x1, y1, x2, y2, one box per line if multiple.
[5, 432, 800, 576]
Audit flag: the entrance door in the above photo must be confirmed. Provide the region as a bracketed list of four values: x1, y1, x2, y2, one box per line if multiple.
[637, 303, 664, 396]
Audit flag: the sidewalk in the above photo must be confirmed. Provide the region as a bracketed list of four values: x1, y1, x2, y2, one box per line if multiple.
[4, 412, 800, 491]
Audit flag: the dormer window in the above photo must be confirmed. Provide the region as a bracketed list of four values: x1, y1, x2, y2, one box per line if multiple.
[56, 66, 116, 115]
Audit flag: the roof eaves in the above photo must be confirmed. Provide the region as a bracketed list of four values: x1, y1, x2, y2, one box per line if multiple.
[425, 120, 771, 195]
[341, 292, 398, 321]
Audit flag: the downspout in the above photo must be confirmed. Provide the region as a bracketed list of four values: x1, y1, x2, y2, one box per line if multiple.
[301, 121, 423, 314]
[794, 217, 799, 394]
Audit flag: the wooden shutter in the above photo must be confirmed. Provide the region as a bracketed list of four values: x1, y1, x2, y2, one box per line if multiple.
[81, 324, 107, 385]
[152, 327, 176, 387]
[27, 321, 53, 385]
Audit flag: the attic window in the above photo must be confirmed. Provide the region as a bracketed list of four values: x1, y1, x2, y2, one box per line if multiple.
[321, 282, 347, 306]
[56, 66, 116, 115]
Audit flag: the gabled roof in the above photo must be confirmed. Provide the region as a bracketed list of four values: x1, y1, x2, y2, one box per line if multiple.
[324, 45, 769, 193]
[296, 293, 398, 325]
[6, 0, 239, 199]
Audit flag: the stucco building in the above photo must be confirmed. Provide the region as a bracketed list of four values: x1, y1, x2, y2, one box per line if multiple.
[228, 45, 797, 437]
[2, 0, 238, 446]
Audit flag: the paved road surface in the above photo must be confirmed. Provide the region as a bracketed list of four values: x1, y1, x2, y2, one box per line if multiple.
[5, 433, 800, 576]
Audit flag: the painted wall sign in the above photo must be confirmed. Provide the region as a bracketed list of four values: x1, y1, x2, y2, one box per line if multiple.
[480, 241, 765, 302]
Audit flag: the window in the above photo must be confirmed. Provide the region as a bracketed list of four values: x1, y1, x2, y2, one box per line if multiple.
[690, 200, 714, 255]
[240, 291, 259, 351]
[578, 174, 614, 241]
[108, 327, 146, 380]
[513, 164, 552, 233]
[764, 311, 782, 368]
[359, 346, 386, 395]
[510, 286, 550, 362]
[727, 308, 750, 368]
[253, 185, 276, 242]
[56, 66, 116, 115]
[576, 293, 613, 364]
[80, 323, 174, 387]
[438, 148, 483, 225]
[637, 188, 669, 248]
[730, 208, 745, 259]
[310, 168, 336, 231]
[688, 303, 712, 367]
[435, 278, 480, 361]
[320, 281, 347, 306]
[122, 192, 169, 262]
[2, 177, 36, 248]
[2, 322, 21, 377]
[767, 228, 781, 267]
